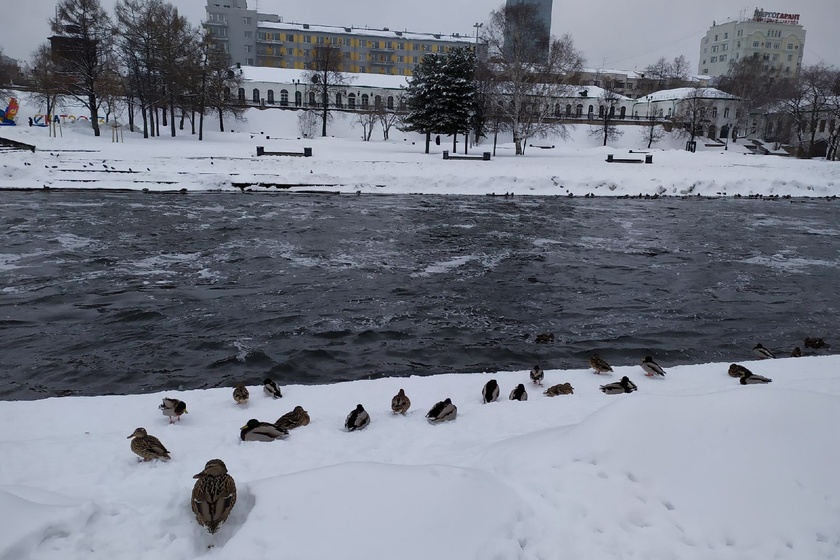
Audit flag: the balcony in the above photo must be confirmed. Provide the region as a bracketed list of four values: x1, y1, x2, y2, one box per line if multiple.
[371, 59, 394, 66]
[370, 46, 394, 53]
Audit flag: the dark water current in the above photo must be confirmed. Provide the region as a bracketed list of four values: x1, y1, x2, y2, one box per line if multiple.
[1, 191, 838, 400]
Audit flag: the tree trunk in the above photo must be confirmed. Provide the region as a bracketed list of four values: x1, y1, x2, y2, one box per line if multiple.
[148, 106, 155, 137]
[140, 102, 149, 139]
[452, 132, 457, 152]
[321, 86, 328, 137]
[180, 110, 186, 131]
[88, 93, 100, 137]
[425, 131, 430, 154]
[169, 97, 176, 138]
[218, 108, 224, 132]
[464, 131, 468, 155]
[515, 137, 522, 155]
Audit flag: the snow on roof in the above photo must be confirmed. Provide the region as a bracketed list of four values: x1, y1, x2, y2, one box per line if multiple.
[571, 85, 632, 101]
[581, 67, 643, 79]
[639, 87, 740, 103]
[258, 21, 476, 44]
[239, 65, 410, 90]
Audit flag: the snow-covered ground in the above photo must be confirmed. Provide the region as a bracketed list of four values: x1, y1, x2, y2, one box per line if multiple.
[2, 92, 838, 197]
[1, 355, 839, 559]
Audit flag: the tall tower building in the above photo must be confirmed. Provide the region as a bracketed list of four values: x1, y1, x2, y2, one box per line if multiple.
[503, 0, 553, 62]
[698, 8, 805, 78]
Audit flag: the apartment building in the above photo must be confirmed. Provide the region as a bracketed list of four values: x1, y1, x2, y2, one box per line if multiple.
[205, 0, 477, 76]
[698, 8, 806, 78]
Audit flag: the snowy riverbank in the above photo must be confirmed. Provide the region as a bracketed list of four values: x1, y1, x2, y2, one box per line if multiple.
[1, 355, 839, 559]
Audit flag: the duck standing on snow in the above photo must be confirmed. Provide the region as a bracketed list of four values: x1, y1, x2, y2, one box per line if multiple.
[804, 337, 826, 349]
[510, 383, 528, 401]
[426, 398, 457, 423]
[127, 427, 171, 461]
[263, 378, 283, 399]
[530, 364, 544, 385]
[600, 376, 638, 394]
[740, 372, 773, 385]
[345, 404, 371, 431]
[752, 344, 775, 359]
[543, 382, 574, 396]
[589, 355, 613, 374]
[482, 379, 500, 403]
[233, 383, 249, 405]
[790, 347, 802, 358]
[159, 398, 188, 423]
[274, 406, 310, 431]
[191, 459, 237, 534]
[728, 363, 752, 378]
[641, 356, 666, 377]
[240, 419, 289, 441]
[391, 389, 411, 415]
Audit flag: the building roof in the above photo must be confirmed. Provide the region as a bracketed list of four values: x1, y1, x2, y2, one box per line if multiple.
[639, 87, 740, 102]
[258, 20, 477, 44]
[240, 65, 410, 90]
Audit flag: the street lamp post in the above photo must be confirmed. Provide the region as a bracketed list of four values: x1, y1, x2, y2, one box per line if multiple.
[473, 22, 483, 48]
[293, 79, 300, 107]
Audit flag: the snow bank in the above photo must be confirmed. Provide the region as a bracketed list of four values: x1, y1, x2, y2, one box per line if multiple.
[1, 355, 839, 559]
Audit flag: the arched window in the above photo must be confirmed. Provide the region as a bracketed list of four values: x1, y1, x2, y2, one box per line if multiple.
[252, 88, 260, 103]
[399, 98, 407, 111]
[619, 106, 626, 119]
[267, 89, 275, 104]
[295, 91, 302, 106]
[224, 87, 231, 100]
[348, 93, 357, 109]
[335, 92, 343, 108]
[361, 94, 369, 108]
[387, 96, 394, 110]
[608, 105, 615, 118]
[553, 103, 560, 117]
[308, 91, 316, 106]
[711, 106, 718, 119]
[374, 95, 382, 109]
[565, 104, 572, 117]
[237, 88, 246, 102]
[280, 89, 289, 106]
[588, 104, 594, 117]
[575, 104, 583, 117]
[599, 106, 605, 118]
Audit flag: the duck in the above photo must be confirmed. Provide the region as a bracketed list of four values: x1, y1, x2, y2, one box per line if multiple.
[426, 398, 457, 423]
[740, 372, 773, 385]
[127, 427, 171, 461]
[728, 363, 752, 378]
[240, 419, 288, 441]
[482, 379, 500, 403]
[191, 459, 237, 534]
[263, 378, 283, 399]
[589, 355, 613, 374]
[791, 346, 802, 357]
[804, 337, 827, 349]
[509, 383, 528, 401]
[641, 356, 666, 377]
[543, 382, 574, 396]
[233, 383, 249, 405]
[530, 364, 544, 385]
[345, 404, 371, 431]
[391, 389, 411, 415]
[600, 376, 638, 394]
[159, 398, 188, 423]
[274, 406, 310, 431]
[535, 332, 554, 344]
[752, 344, 775, 359]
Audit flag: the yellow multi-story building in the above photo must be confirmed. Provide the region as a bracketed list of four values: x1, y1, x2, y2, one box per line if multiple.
[205, 0, 478, 76]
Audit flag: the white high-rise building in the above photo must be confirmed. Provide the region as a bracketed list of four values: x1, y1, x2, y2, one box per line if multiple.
[698, 8, 805, 78]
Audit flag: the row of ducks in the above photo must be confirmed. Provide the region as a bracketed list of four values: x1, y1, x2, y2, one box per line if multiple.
[754, 338, 828, 359]
[136, 352, 780, 534]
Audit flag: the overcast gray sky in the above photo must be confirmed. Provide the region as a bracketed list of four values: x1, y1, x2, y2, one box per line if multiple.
[3, 0, 837, 73]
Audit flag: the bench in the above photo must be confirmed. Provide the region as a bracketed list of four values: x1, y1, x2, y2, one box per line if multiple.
[256, 146, 312, 157]
[443, 150, 491, 161]
[607, 154, 653, 164]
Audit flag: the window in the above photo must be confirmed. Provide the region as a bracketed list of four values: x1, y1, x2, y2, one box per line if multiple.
[267, 90, 274, 104]
[258, 32, 266, 40]
[412, 56, 418, 63]
[773, 43, 780, 49]
[286, 34, 294, 41]
[344, 52, 351, 59]
[398, 42, 405, 50]
[252, 88, 260, 103]
[243, 17, 251, 25]
[397, 55, 404, 62]
[772, 54, 779, 61]
[724, 107, 730, 118]
[214, 27, 228, 38]
[753, 41, 759, 47]
[295, 91, 301, 106]
[788, 54, 793, 61]
[711, 107, 718, 119]
[237, 88, 245, 102]
[724, 33, 728, 39]
[565, 104, 572, 117]
[714, 34, 718, 41]
[399, 99, 407, 111]
[737, 41, 741, 48]
[348, 93, 356, 109]
[208, 13, 227, 23]
[588, 105, 594, 116]
[576, 104, 583, 117]
[374, 95, 382, 109]
[787, 43, 794, 49]
[308, 92, 316, 106]
[360, 66, 365, 72]
[598, 105, 604, 117]
[721, 44, 728, 51]
[304, 36, 312, 43]
[711, 45, 718, 52]
[361, 94, 369, 108]
[335, 93, 343, 108]
[244, 45, 252, 52]
[280, 89, 288, 106]
[710, 56, 717, 63]
[387, 96, 394, 109]
[720, 54, 726, 62]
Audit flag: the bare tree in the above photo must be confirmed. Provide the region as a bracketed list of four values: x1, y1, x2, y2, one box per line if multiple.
[200, 37, 244, 135]
[353, 105, 378, 141]
[675, 86, 713, 144]
[376, 97, 403, 140]
[49, 0, 114, 136]
[717, 56, 787, 139]
[27, 43, 64, 135]
[638, 55, 691, 96]
[588, 88, 624, 146]
[303, 43, 353, 137]
[297, 108, 320, 138]
[641, 116, 665, 149]
[778, 64, 834, 158]
[484, 2, 584, 155]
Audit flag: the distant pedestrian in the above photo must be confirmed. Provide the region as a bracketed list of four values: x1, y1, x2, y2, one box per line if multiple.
[28, 117, 33, 127]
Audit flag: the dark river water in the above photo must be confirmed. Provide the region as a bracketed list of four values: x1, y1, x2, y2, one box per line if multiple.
[1, 191, 838, 400]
